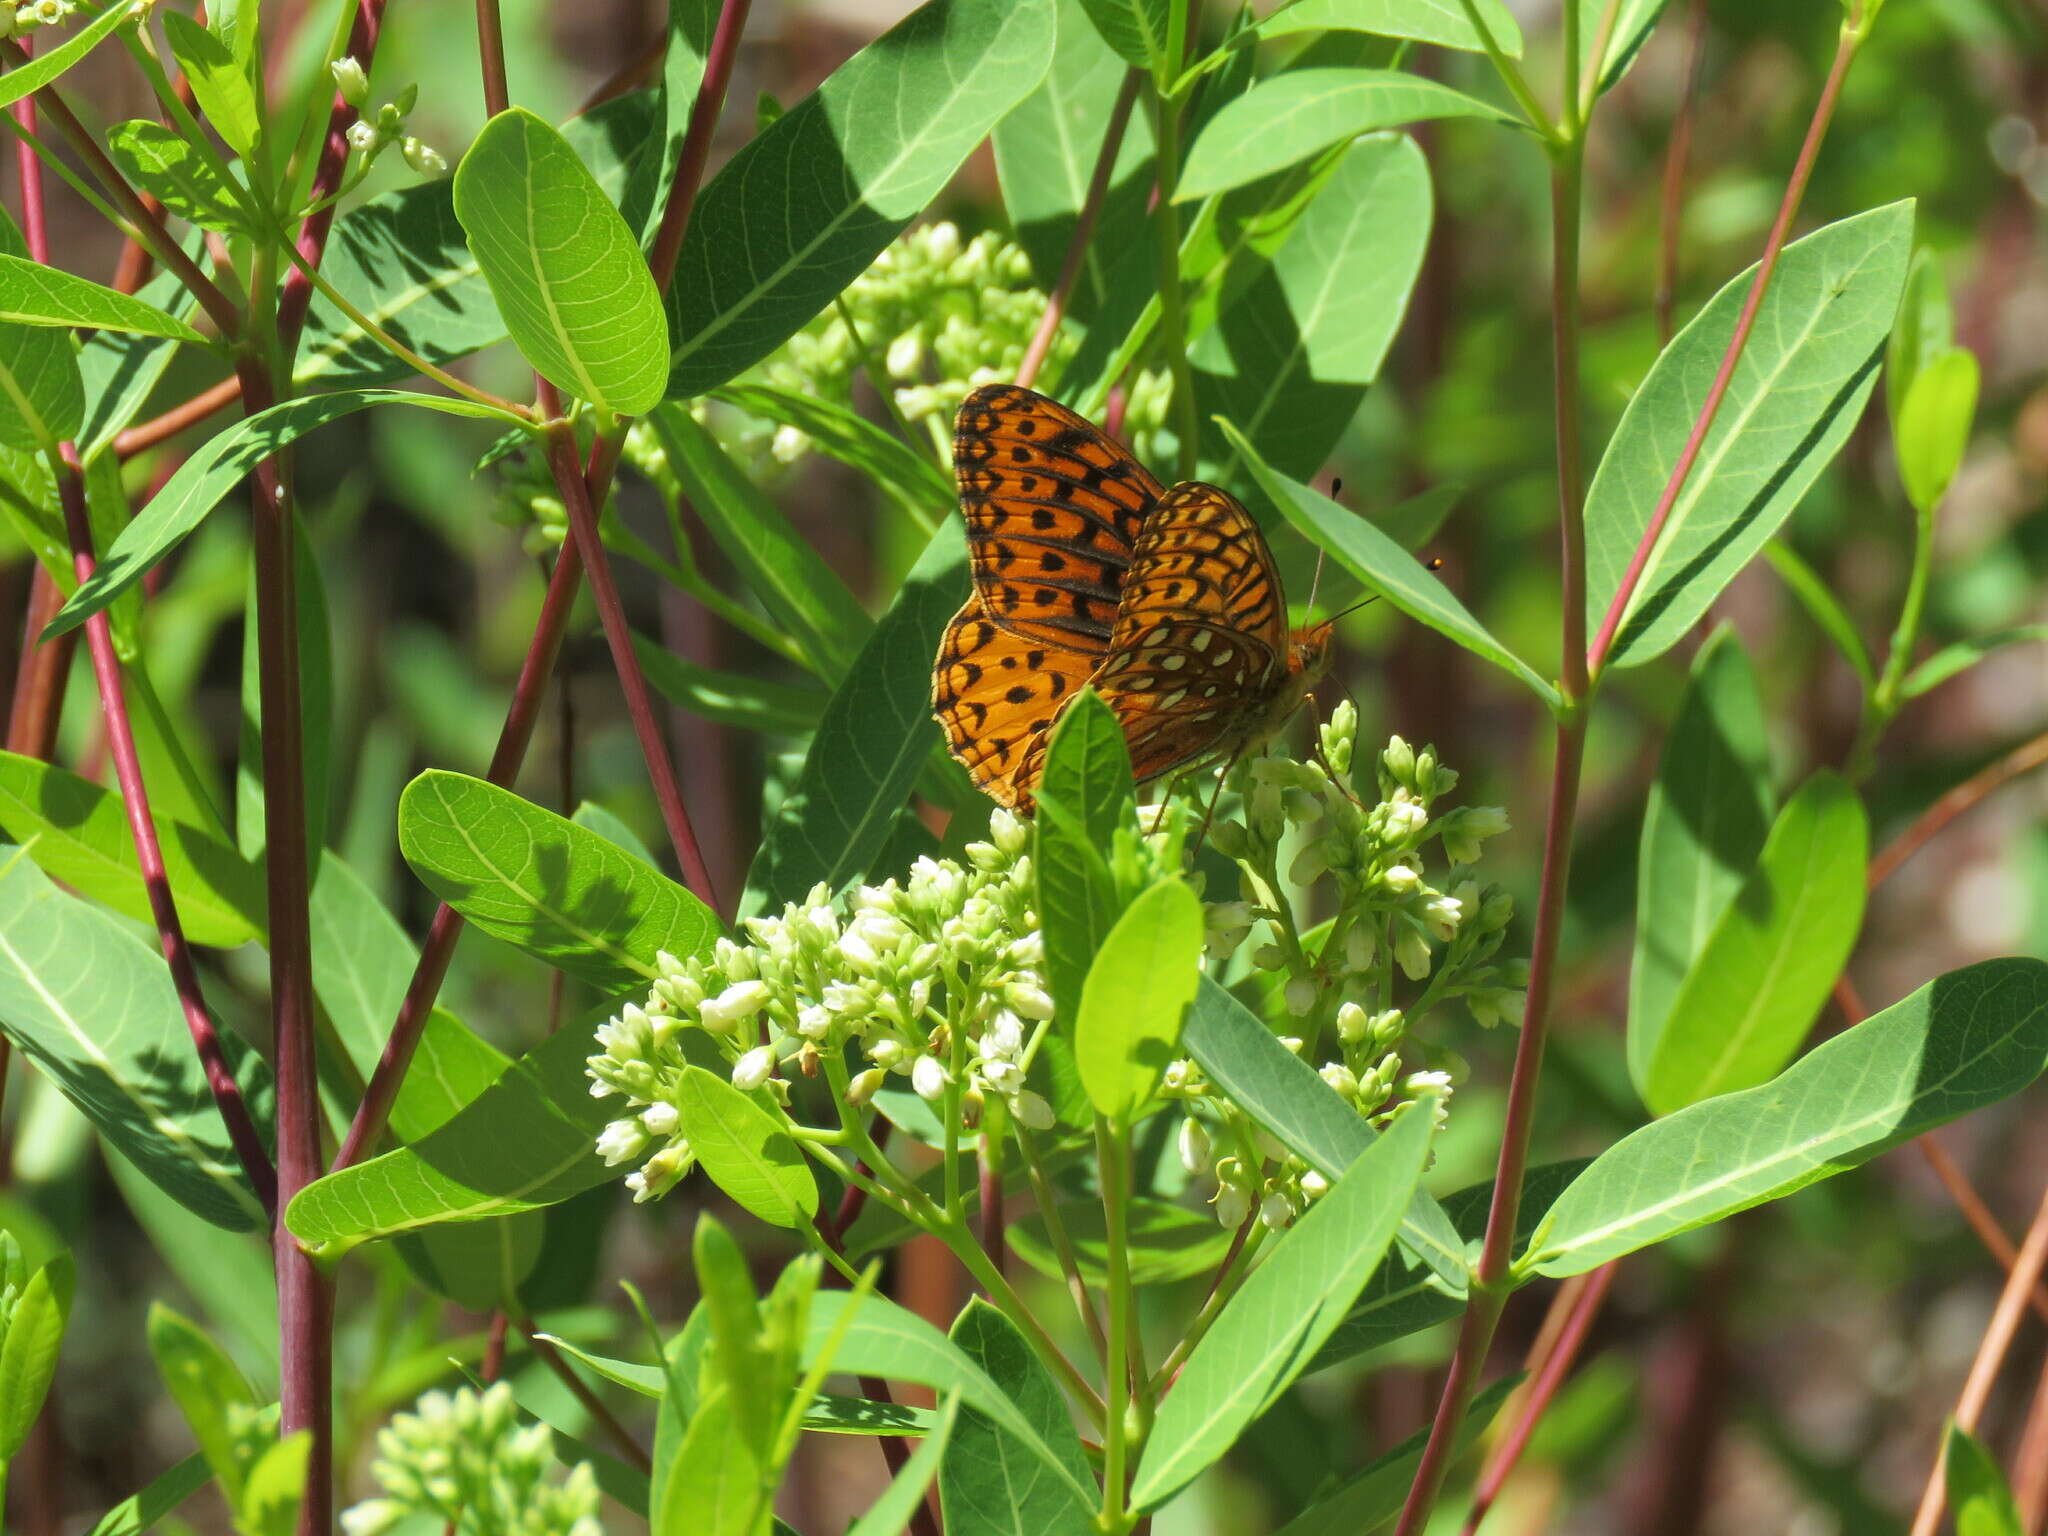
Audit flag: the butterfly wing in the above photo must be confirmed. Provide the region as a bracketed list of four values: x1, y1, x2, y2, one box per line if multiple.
[1089, 482, 1289, 783]
[953, 383, 1164, 650]
[933, 593, 1100, 810]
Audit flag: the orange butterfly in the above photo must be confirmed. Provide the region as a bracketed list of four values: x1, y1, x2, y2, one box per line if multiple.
[932, 383, 1335, 811]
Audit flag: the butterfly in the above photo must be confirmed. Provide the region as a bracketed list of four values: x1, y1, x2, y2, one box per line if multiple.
[932, 383, 1335, 812]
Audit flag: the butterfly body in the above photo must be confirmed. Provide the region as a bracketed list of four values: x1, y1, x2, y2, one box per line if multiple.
[934, 384, 1333, 811]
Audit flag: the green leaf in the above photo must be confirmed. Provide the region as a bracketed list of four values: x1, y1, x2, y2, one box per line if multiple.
[665, 0, 1055, 398]
[1584, 202, 1914, 669]
[1575, 0, 1669, 96]
[161, 11, 260, 159]
[1077, 877, 1203, 1118]
[453, 107, 669, 415]
[1034, 688, 1135, 1049]
[713, 382, 953, 521]
[1244, 0, 1524, 56]
[1009, 1196, 1234, 1286]
[398, 770, 720, 992]
[0, 2, 137, 113]
[1131, 1098, 1433, 1510]
[0, 281, 83, 454]
[1228, 421, 1557, 706]
[0, 846, 270, 1232]
[0, 1250, 68, 1460]
[802, 1291, 1097, 1507]
[1763, 541, 1876, 694]
[849, 1393, 960, 1536]
[1076, 0, 1171, 70]
[1946, 1422, 2023, 1536]
[1183, 975, 1464, 1285]
[47, 389, 523, 637]
[993, 0, 1155, 322]
[1536, 958, 2048, 1276]
[1196, 135, 1432, 482]
[1627, 627, 1775, 1090]
[1901, 625, 2048, 700]
[85, 1453, 210, 1536]
[660, 1384, 770, 1536]
[285, 1017, 661, 1250]
[1179, 70, 1511, 201]
[1272, 1375, 1517, 1536]
[673, 1067, 819, 1229]
[105, 121, 248, 235]
[633, 633, 828, 734]
[740, 523, 967, 917]
[79, 246, 208, 461]
[1642, 771, 1867, 1115]
[147, 1302, 256, 1500]
[643, 1, 718, 243]
[1886, 246, 1952, 430]
[0, 253, 204, 343]
[646, 407, 872, 679]
[1894, 346, 1978, 514]
[237, 1430, 309, 1536]
[0, 750, 265, 947]
[936, 1300, 1098, 1535]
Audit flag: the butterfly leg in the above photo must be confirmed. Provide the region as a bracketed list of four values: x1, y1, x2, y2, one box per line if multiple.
[1190, 740, 1251, 865]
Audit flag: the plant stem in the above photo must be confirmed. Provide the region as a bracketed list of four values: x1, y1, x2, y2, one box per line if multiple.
[1908, 1179, 2048, 1536]
[1149, 1215, 1262, 1395]
[1097, 1117, 1133, 1531]
[521, 1323, 654, 1474]
[7, 568, 72, 762]
[1018, 68, 1141, 392]
[646, 0, 753, 295]
[114, 376, 246, 459]
[1586, 14, 1864, 679]
[1915, 1136, 2048, 1325]
[1018, 1128, 1109, 1356]
[1654, 0, 1711, 346]
[475, 0, 511, 117]
[1866, 728, 2048, 889]
[1147, 59, 1199, 481]
[1452, 0, 1554, 138]
[1550, 142, 1591, 707]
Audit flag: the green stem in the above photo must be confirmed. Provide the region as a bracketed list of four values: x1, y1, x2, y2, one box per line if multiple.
[1453, 0, 1556, 139]
[1147, 69, 1200, 481]
[1017, 1126, 1110, 1357]
[121, 29, 276, 232]
[1855, 500, 1936, 775]
[1149, 1217, 1265, 1394]
[1096, 1116, 1133, 1531]
[835, 296, 932, 463]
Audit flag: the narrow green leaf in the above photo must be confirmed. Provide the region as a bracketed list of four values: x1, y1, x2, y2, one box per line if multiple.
[1575, 0, 1669, 95]
[0, 749, 265, 947]
[1763, 541, 1876, 694]
[161, 12, 260, 158]
[1179, 69, 1512, 201]
[993, 0, 1155, 322]
[1131, 1099, 1434, 1510]
[849, 1394, 960, 1536]
[83, 1452, 211, 1536]
[633, 633, 828, 734]
[1008, 1196, 1234, 1286]
[105, 121, 248, 235]
[1245, 0, 1524, 56]
[1272, 1375, 1517, 1536]
[1537, 958, 2048, 1276]
[713, 383, 953, 520]
[666, 0, 1055, 398]
[1886, 246, 1952, 430]
[1643, 771, 1867, 1115]
[0, 1251, 68, 1459]
[1901, 625, 2048, 700]
[0, 253, 205, 342]
[453, 108, 669, 415]
[147, 1303, 257, 1501]
[1228, 421, 1557, 705]
[660, 1384, 769, 1536]
[642, 1, 718, 243]
[572, 799, 660, 868]
[398, 770, 720, 992]
[647, 407, 872, 678]
[0, 2, 137, 112]
[1895, 346, 1978, 514]
[674, 1067, 819, 1229]
[1033, 688, 1135, 1041]
[741, 523, 968, 917]
[1196, 135, 1431, 481]
[47, 389, 522, 636]
[1584, 203, 1915, 669]
[1076, 878, 1203, 1119]
[0, 847, 270, 1232]
[1946, 1422, 2023, 1536]
[1077, 0, 1171, 70]
[0, 253, 83, 452]
[1183, 975, 1465, 1285]
[79, 246, 207, 461]
[236, 1430, 310, 1536]
[1627, 627, 1775, 1091]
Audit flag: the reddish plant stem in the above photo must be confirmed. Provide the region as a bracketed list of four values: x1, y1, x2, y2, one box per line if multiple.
[646, 0, 754, 296]
[12, 38, 46, 263]
[522, 1324, 653, 1474]
[53, 456, 279, 1209]
[979, 1141, 1005, 1269]
[2013, 1349, 2048, 1532]
[1586, 17, 1862, 676]
[1458, 1263, 1616, 1534]
[1654, 0, 1711, 346]
[6, 569, 72, 761]
[475, 0, 511, 117]
[581, 32, 669, 113]
[1916, 1136, 2048, 1326]
[332, 539, 587, 1172]
[1908, 1179, 2048, 1536]
[1867, 729, 2048, 889]
[1015, 69, 1141, 391]
[540, 404, 718, 907]
[114, 375, 245, 459]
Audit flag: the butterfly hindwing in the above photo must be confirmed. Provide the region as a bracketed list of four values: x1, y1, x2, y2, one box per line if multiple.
[932, 593, 1098, 809]
[953, 383, 1164, 649]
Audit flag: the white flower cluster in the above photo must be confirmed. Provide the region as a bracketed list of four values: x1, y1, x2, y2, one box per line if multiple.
[2, 0, 74, 34]
[341, 1384, 601, 1536]
[332, 64, 444, 175]
[588, 809, 1056, 1203]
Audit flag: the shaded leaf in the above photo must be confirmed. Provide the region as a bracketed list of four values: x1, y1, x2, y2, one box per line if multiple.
[674, 1066, 819, 1229]
[1076, 877, 1203, 1118]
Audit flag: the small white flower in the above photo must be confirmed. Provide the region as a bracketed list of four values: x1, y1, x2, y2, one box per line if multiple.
[700, 979, 771, 1031]
[982, 1011, 1025, 1059]
[1336, 1001, 1369, 1043]
[1423, 892, 1463, 941]
[1284, 975, 1317, 1018]
[1178, 1117, 1211, 1174]
[911, 1054, 951, 1102]
[595, 1119, 648, 1166]
[1319, 1062, 1359, 1099]
[885, 331, 924, 379]
[1005, 980, 1055, 1020]
[797, 1004, 833, 1040]
[1213, 1183, 1250, 1229]
[400, 135, 446, 175]
[346, 120, 380, 153]
[1395, 924, 1432, 980]
[771, 424, 808, 463]
[1384, 794, 1428, 840]
[731, 1045, 775, 1091]
[1260, 1189, 1298, 1231]
[641, 1101, 679, 1136]
[1299, 1169, 1330, 1200]
[1010, 1089, 1054, 1130]
[845, 1067, 885, 1105]
[868, 1038, 908, 1070]
[331, 56, 370, 109]
[1383, 864, 1420, 895]
[980, 1059, 1024, 1095]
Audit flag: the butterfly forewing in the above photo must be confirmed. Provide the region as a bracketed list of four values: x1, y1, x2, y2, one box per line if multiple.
[953, 383, 1164, 648]
[932, 592, 1098, 809]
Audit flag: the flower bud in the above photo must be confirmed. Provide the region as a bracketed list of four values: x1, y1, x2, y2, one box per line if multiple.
[1382, 864, 1420, 895]
[346, 120, 380, 153]
[1178, 1117, 1211, 1174]
[331, 56, 370, 109]
[1381, 735, 1416, 785]
[1318, 1062, 1359, 1098]
[700, 979, 771, 1031]
[641, 1101, 680, 1137]
[1005, 980, 1055, 1020]
[731, 1045, 775, 1091]
[1423, 892, 1463, 941]
[1336, 1001, 1369, 1043]
[911, 1054, 951, 1102]
[1213, 1184, 1250, 1229]
[401, 136, 446, 175]
[1260, 1189, 1298, 1231]
[1284, 975, 1317, 1018]
[596, 1119, 648, 1166]
[1299, 1169, 1330, 1200]
[1395, 925, 1432, 980]
[1010, 1090, 1054, 1130]
[845, 1067, 886, 1105]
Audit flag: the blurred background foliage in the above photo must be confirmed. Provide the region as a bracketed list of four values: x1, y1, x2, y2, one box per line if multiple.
[1, 0, 2046, 1531]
